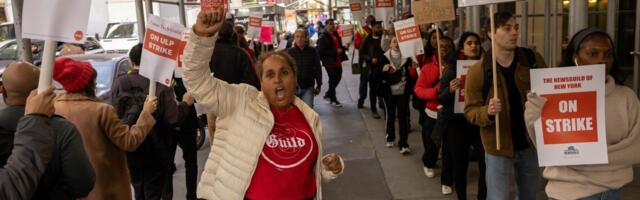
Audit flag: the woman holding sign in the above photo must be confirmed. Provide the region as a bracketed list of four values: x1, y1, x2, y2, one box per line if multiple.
[415, 36, 456, 194]
[183, 9, 344, 200]
[438, 32, 486, 200]
[525, 28, 640, 200]
[379, 36, 418, 153]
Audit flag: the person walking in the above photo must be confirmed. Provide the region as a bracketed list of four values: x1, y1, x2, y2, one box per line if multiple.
[379, 37, 417, 154]
[359, 21, 386, 117]
[53, 57, 158, 199]
[525, 28, 640, 200]
[183, 9, 344, 199]
[438, 32, 487, 200]
[415, 36, 456, 195]
[464, 12, 547, 200]
[286, 28, 322, 108]
[0, 62, 95, 199]
[317, 19, 348, 107]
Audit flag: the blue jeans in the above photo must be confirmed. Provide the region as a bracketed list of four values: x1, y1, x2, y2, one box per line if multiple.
[485, 148, 540, 200]
[550, 189, 622, 200]
[296, 87, 315, 108]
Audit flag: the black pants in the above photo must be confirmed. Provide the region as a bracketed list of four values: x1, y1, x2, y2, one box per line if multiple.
[419, 112, 453, 186]
[176, 131, 198, 200]
[358, 66, 382, 111]
[130, 165, 174, 200]
[444, 120, 486, 200]
[324, 66, 342, 101]
[383, 94, 410, 148]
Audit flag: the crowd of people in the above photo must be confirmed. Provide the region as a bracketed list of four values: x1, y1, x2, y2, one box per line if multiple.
[0, 6, 639, 200]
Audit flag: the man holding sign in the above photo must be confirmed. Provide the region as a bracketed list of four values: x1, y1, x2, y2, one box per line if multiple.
[463, 12, 547, 200]
[524, 28, 640, 200]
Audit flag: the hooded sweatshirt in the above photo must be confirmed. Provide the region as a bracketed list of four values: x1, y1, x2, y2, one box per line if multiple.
[525, 76, 640, 199]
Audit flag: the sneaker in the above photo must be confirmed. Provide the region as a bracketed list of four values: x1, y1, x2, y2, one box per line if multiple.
[442, 185, 453, 195]
[331, 101, 343, 107]
[399, 147, 411, 154]
[423, 167, 435, 178]
[323, 96, 330, 101]
[385, 142, 394, 148]
[357, 102, 364, 109]
[372, 111, 381, 119]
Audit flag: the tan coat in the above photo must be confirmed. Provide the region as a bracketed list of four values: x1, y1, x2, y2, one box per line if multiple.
[54, 93, 156, 200]
[183, 31, 341, 200]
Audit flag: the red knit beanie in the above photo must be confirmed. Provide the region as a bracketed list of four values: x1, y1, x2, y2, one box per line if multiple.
[53, 57, 95, 93]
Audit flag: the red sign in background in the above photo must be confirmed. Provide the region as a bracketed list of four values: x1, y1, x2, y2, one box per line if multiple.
[201, 0, 228, 11]
[541, 91, 598, 144]
[375, 0, 394, 8]
[350, 3, 362, 11]
[458, 75, 466, 102]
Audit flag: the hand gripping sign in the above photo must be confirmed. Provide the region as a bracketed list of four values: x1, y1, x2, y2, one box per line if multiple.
[340, 24, 354, 47]
[140, 15, 186, 87]
[393, 18, 424, 58]
[375, 0, 395, 24]
[530, 64, 608, 166]
[454, 60, 479, 113]
[201, 0, 229, 12]
[247, 13, 263, 39]
[349, 0, 364, 23]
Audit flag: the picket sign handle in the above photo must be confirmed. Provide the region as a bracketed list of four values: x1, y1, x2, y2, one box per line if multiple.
[38, 39, 58, 93]
[489, 5, 501, 151]
[149, 81, 156, 97]
[433, 24, 443, 76]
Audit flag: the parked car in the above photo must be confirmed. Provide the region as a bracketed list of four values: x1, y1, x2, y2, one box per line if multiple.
[0, 23, 15, 42]
[100, 22, 139, 54]
[56, 54, 132, 102]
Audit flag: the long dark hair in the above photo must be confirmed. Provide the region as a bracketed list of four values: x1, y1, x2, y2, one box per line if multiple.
[82, 68, 98, 98]
[440, 36, 457, 66]
[560, 28, 623, 84]
[424, 28, 444, 57]
[457, 32, 483, 59]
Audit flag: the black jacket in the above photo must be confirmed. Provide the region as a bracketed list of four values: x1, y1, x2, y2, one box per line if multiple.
[438, 62, 467, 122]
[317, 31, 348, 67]
[110, 72, 191, 168]
[210, 40, 260, 89]
[360, 35, 386, 82]
[286, 45, 322, 89]
[0, 107, 95, 199]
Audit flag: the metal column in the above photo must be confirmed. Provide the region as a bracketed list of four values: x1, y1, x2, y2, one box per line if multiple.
[633, 0, 640, 93]
[520, 0, 528, 47]
[145, 0, 154, 15]
[471, 6, 481, 34]
[178, 0, 187, 26]
[544, 0, 551, 66]
[465, 7, 472, 31]
[135, 0, 146, 42]
[11, 0, 32, 63]
[569, 0, 587, 37]
[606, 0, 618, 42]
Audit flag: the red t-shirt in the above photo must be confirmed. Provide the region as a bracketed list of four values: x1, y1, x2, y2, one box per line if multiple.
[245, 106, 319, 200]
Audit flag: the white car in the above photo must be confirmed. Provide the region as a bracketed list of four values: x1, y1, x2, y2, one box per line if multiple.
[100, 22, 139, 54]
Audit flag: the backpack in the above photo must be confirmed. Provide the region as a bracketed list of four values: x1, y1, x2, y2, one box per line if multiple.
[481, 47, 539, 101]
[114, 76, 148, 126]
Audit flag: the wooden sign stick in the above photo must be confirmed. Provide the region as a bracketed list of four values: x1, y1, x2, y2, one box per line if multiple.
[489, 5, 501, 150]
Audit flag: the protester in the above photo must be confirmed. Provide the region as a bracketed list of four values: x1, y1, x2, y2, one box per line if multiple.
[358, 21, 385, 117]
[0, 87, 58, 199]
[183, 9, 344, 199]
[415, 36, 456, 195]
[317, 19, 348, 107]
[464, 12, 547, 200]
[379, 37, 417, 153]
[53, 57, 158, 199]
[110, 44, 194, 200]
[524, 28, 640, 200]
[171, 78, 199, 200]
[286, 28, 322, 108]
[0, 62, 95, 199]
[438, 32, 486, 200]
[210, 21, 260, 89]
[356, 15, 377, 110]
[354, 15, 375, 50]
